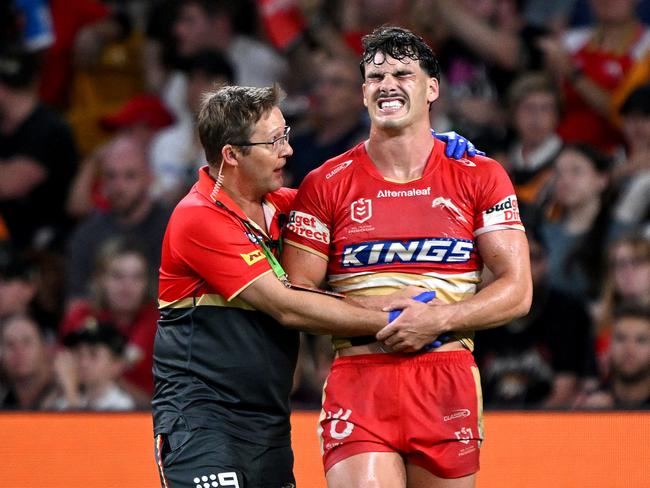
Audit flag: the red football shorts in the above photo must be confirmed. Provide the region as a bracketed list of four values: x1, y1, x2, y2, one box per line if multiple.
[319, 350, 483, 478]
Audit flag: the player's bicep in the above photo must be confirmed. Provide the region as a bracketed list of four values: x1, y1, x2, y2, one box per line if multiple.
[477, 229, 530, 282]
[282, 244, 329, 288]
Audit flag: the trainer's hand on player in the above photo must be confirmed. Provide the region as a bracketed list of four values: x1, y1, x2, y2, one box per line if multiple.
[377, 297, 451, 353]
[432, 130, 485, 159]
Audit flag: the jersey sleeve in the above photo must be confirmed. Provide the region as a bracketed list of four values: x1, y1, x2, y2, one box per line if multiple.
[283, 172, 332, 260]
[473, 158, 525, 236]
[169, 205, 274, 300]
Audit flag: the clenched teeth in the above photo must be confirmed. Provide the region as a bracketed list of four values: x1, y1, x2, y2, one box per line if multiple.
[379, 100, 403, 109]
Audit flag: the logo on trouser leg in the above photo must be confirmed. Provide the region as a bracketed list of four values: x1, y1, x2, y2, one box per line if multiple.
[327, 408, 355, 440]
[192, 472, 239, 488]
[454, 427, 473, 444]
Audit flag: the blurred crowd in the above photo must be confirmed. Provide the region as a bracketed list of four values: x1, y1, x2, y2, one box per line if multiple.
[1, 0, 649, 412]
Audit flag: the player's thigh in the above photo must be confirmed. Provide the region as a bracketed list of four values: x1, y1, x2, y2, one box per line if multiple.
[407, 463, 476, 488]
[326, 452, 407, 488]
[155, 428, 294, 488]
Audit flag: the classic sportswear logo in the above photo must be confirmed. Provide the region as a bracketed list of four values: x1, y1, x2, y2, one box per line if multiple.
[376, 187, 431, 198]
[287, 211, 330, 244]
[326, 159, 353, 179]
[342, 238, 473, 267]
[443, 409, 471, 422]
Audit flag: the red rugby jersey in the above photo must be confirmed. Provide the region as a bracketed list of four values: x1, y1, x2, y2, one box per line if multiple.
[284, 141, 523, 348]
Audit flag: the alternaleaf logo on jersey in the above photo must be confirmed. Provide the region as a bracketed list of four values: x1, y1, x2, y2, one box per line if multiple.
[342, 237, 474, 267]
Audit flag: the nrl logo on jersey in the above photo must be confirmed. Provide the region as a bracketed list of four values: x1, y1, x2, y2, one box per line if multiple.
[341, 237, 474, 267]
[351, 198, 372, 223]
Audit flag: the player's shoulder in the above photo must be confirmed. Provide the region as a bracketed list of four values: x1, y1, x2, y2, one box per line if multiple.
[302, 142, 365, 186]
[440, 152, 508, 179]
[266, 187, 298, 213]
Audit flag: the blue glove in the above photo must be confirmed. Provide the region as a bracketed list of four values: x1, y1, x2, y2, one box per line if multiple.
[432, 130, 486, 159]
[387, 290, 451, 350]
[388, 290, 436, 322]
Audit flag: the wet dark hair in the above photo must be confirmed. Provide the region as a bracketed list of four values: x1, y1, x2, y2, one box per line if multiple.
[359, 26, 440, 81]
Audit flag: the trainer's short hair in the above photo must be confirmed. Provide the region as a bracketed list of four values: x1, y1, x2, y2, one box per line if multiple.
[359, 26, 440, 81]
[197, 84, 284, 166]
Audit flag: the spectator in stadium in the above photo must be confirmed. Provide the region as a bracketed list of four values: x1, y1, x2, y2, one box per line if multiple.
[0, 255, 38, 322]
[49, 321, 135, 411]
[173, 0, 286, 88]
[504, 72, 564, 224]
[578, 306, 650, 409]
[282, 26, 531, 488]
[61, 237, 157, 405]
[0, 45, 78, 252]
[65, 94, 175, 220]
[153, 0, 289, 138]
[150, 49, 234, 204]
[594, 233, 650, 376]
[539, 0, 650, 153]
[0, 313, 56, 409]
[151, 83, 447, 488]
[65, 134, 171, 302]
[286, 54, 369, 187]
[540, 144, 613, 304]
[65, 4, 147, 156]
[36, 0, 115, 109]
[474, 234, 597, 408]
[611, 84, 650, 237]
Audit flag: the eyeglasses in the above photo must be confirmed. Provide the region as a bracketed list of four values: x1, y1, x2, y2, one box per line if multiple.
[231, 126, 291, 152]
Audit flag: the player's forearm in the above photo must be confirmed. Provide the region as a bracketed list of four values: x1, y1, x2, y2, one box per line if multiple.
[441, 273, 532, 333]
[276, 291, 387, 336]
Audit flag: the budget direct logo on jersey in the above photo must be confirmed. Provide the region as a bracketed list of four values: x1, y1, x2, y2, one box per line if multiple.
[287, 211, 330, 244]
[482, 195, 520, 227]
[351, 198, 372, 223]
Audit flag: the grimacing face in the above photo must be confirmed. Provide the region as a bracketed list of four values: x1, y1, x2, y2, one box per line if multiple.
[362, 53, 438, 132]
